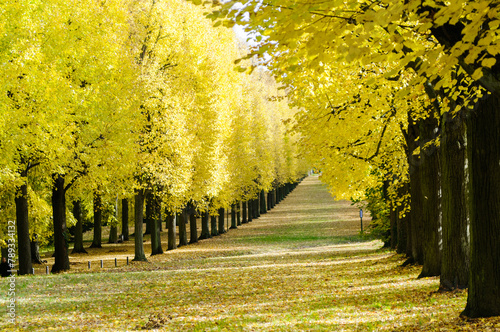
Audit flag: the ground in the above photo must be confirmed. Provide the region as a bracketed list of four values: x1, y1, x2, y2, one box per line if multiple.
[1, 176, 500, 331]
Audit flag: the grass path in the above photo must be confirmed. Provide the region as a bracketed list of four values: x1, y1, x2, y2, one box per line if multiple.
[1, 176, 498, 331]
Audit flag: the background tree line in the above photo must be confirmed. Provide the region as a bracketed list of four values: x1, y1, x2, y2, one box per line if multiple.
[0, 0, 309, 276]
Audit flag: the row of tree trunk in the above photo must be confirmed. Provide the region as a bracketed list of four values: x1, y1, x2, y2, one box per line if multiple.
[390, 93, 500, 317]
[13, 178, 302, 275]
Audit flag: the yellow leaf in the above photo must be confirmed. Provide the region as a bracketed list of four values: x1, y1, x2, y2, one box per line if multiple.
[482, 57, 496, 68]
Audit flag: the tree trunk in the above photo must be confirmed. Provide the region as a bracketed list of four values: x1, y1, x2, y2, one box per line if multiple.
[72, 200, 87, 254]
[462, 94, 500, 318]
[121, 198, 129, 241]
[150, 197, 163, 255]
[242, 201, 247, 223]
[199, 210, 211, 240]
[211, 214, 218, 236]
[417, 115, 441, 278]
[133, 190, 147, 261]
[167, 211, 176, 250]
[396, 183, 409, 255]
[52, 174, 70, 273]
[230, 204, 237, 229]
[178, 209, 188, 247]
[255, 198, 260, 218]
[247, 201, 253, 222]
[150, 200, 159, 255]
[144, 192, 153, 235]
[109, 226, 118, 244]
[218, 207, 226, 234]
[260, 190, 267, 214]
[189, 210, 198, 244]
[390, 202, 398, 250]
[90, 192, 102, 248]
[108, 196, 118, 244]
[440, 111, 469, 290]
[30, 236, 43, 264]
[15, 178, 32, 275]
[407, 120, 424, 265]
[237, 202, 241, 226]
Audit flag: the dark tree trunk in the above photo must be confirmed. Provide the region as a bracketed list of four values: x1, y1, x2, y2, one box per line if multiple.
[150, 196, 163, 255]
[15, 178, 32, 275]
[390, 202, 397, 250]
[462, 94, 500, 318]
[260, 190, 267, 214]
[230, 204, 237, 229]
[396, 183, 409, 255]
[189, 210, 198, 244]
[407, 120, 424, 265]
[255, 198, 260, 218]
[52, 174, 70, 273]
[133, 190, 147, 261]
[144, 192, 153, 235]
[247, 201, 253, 222]
[30, 236, 43, 264]
[199, 210, 211, 240]
[109, 226, 118, 244]
[211, 214, 218, 236]
[242, 201, 247, 223]
[121, 198, 129, 241]
[237, 202, 241, 226]
[178, 209, 188, 247]
[218, 207, 226, 234]
[90, 192, 102, 248]
[150, 199, 159, 255]
[167, 210, 176, 250]
[440, 111, 469, 290]
[72, 200, 87, 254]
[417, 115, 441, 278]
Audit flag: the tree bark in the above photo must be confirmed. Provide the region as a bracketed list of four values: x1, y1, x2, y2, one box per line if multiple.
[189, 208, 198, 244]
[247, 201, 253, 222]
[72, 200, 87, 254]
[144, 192, 153, 235]
[242, 201, 247, 223]
[109, 226, 118, 244]
[90, 192, 102, 248]
[407, 120, 424, 265]
[199, 210, 211, 240]
[150, 196, 159, 256]
[121, 198, 129, 241]
[396, 183, 409, 255]
[211, 214, 218, 236]
[230, 204, 237, 229]
[237, 202, 241, 226]
[440, 111, 469, 290]
[150, 200, 163, 255]
[260, 190, 267, 214]
[178, 209, 188, 247]
[462, 94, 500, 317]
[15, 178, 32, 275]
[417, 115, 441, 278]
[218, 207, 226, 234]
[133, 190, 147, 261]
[30, 235, 44, 264]
[52, 174, 70, 273]
[167, 210, 176, 250]
[255, 198, 260, 218]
